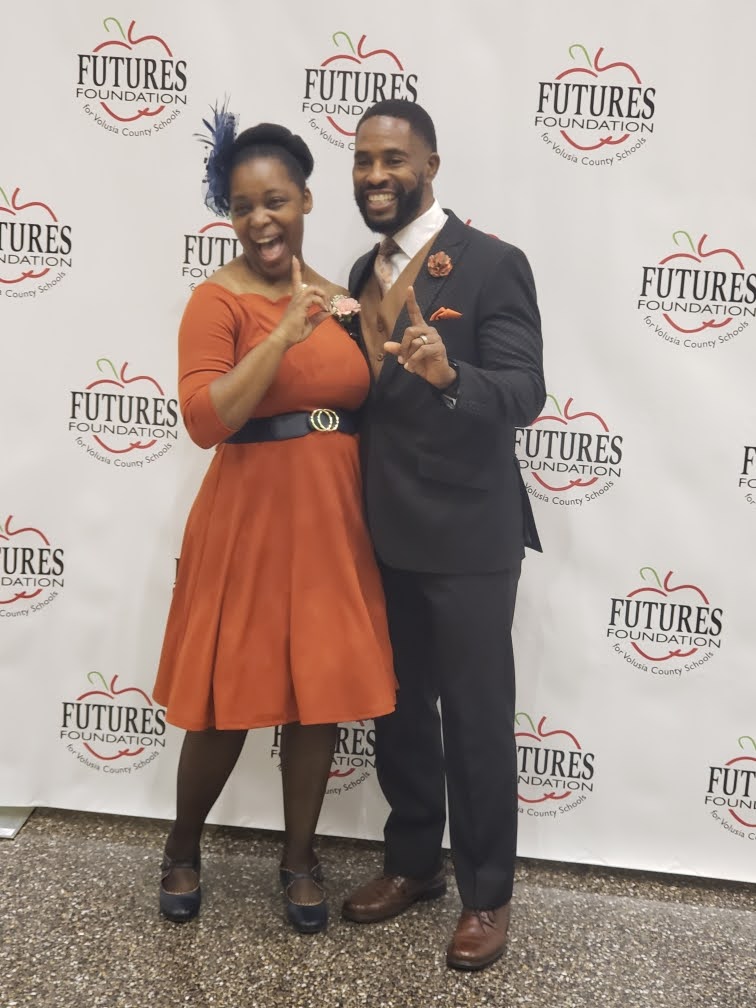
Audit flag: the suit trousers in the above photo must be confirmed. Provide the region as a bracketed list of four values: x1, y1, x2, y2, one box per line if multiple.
[375, 562, 521, 909]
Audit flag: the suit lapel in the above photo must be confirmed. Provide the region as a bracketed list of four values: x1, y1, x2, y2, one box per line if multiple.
[380, 212, 470, 389]
[350, 247, 378, 299]
[350, 246, 379, 363]
[350, 212, 471, 393]
[408, 213, 469, 324]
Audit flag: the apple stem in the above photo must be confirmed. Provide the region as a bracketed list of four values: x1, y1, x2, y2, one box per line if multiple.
[103, 17, 127, 40]
[95, 357, 120, 379]
[544, 393, 562, 416]
[332, 31, 356, 55]
[738, 735, 756, 752]
[696, 234, 712, 257]
[639, 566, 662, 588]
[672, 230, 696, 253]
[514, 711, 537, 732]
[0, 186, 9, 208]
[562, 398, 579, 420]
[568, 44, 592, 68]
[87, 671, 110, 691]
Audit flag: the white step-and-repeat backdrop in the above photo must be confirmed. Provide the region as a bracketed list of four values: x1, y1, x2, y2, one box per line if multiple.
[2, 1, 755, 883]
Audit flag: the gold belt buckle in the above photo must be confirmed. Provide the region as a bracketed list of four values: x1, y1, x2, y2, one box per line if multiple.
[309, 408, 340, 432]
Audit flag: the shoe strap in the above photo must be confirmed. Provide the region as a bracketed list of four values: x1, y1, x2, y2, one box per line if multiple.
[281, 867, 325, 898]
[285, 878, 325, 903]
[280, 861, 323, 882]
[161, 851, 200, 879]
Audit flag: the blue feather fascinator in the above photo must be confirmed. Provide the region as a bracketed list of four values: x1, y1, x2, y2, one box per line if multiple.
[195, 98, 239, 217]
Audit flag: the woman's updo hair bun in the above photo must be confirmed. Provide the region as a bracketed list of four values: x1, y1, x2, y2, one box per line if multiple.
[229, 123, 314, 191]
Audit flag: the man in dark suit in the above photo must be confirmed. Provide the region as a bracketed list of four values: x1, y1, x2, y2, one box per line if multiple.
[341, 100, 545, 971]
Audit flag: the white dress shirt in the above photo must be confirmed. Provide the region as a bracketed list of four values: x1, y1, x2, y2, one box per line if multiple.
[382, 200, 448, 286]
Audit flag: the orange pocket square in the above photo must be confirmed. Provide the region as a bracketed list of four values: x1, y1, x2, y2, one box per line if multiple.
[429, 307, 463, 321]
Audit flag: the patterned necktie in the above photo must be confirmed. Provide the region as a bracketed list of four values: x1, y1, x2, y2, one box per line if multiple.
[374, 236, 401, 295]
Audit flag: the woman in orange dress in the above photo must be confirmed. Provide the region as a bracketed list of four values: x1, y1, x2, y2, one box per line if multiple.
[152, 120, 396, 932]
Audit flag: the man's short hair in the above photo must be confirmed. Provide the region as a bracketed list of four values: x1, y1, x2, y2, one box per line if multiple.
[355, 100, 437, 152]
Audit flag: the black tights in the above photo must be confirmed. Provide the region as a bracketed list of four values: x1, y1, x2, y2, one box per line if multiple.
[164, 723, 337, 892]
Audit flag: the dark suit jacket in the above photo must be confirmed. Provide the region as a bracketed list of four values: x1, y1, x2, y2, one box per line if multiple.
[350, 210, 545, 574]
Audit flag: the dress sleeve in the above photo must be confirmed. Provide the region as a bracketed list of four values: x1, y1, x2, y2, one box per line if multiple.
[178, 284, 239, 449]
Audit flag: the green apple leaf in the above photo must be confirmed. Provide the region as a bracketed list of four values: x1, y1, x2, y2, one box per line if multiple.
[332, 31, 356, 54]
[514, 712, 537, 732]
[103, 17, 127, 40]
[544, 394, 562, 416]
[87, 671, 110, 691]
[639, 566, 662, 588]
[95, 357, 120, 379]
[672, 231, 696, 253]
[568, 44, 592, 68]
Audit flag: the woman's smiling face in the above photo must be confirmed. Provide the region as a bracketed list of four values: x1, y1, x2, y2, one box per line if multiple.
[229, 155, 312, 282]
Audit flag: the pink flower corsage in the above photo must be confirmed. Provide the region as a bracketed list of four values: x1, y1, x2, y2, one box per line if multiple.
[427, 251, 452, 278]
[330, 294, 361, 328]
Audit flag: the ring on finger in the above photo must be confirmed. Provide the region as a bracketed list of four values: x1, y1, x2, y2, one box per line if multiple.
[418, 333, 429, 345]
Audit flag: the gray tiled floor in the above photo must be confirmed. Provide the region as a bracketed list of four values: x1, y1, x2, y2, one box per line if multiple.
[1, 808, 753, 1007]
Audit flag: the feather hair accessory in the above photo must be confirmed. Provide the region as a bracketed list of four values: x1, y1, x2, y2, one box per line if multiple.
[195, 98, 239, 217]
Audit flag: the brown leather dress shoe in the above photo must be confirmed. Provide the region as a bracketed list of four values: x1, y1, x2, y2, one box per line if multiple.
[342, 869, 446, 923]
[446, 903, 511, 971]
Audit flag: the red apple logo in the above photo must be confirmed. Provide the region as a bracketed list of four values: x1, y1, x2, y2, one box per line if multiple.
[93, 17, 172, 123]
[329, 767, 353, 779]
[186, 218, 236, 264]
[556, 44, 641, 151]
[626, 566, 709, 662]
[529, 395, 609, 492]
[198, 220, 235, 239]
[75, 671, 153, 761]
[328, 720, 366, 779]
[725, 735, 756, 828]
[0, 515, 50, 604]
[183, 221, 238, 283]
[0, 186, 57, 284]
[85, 357, 164, 454]
[515, 713, 581, 804]
[320, 31, 403, 137]
[658, 231, 744, 334]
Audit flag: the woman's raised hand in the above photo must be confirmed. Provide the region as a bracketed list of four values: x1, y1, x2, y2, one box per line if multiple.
[276, 257, 330, 347]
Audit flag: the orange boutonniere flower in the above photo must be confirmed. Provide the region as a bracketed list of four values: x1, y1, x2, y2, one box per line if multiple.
[427, 251, 452, 278]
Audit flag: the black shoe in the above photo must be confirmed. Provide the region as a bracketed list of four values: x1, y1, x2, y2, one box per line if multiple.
[279, 864, 328, 934]
[160, 850, 201, 923]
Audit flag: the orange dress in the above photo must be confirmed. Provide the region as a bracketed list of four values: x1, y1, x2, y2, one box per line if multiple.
[153, 282, 396, 730]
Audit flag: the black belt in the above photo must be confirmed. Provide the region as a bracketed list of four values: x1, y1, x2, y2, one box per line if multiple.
[225, 408, 359, 444]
